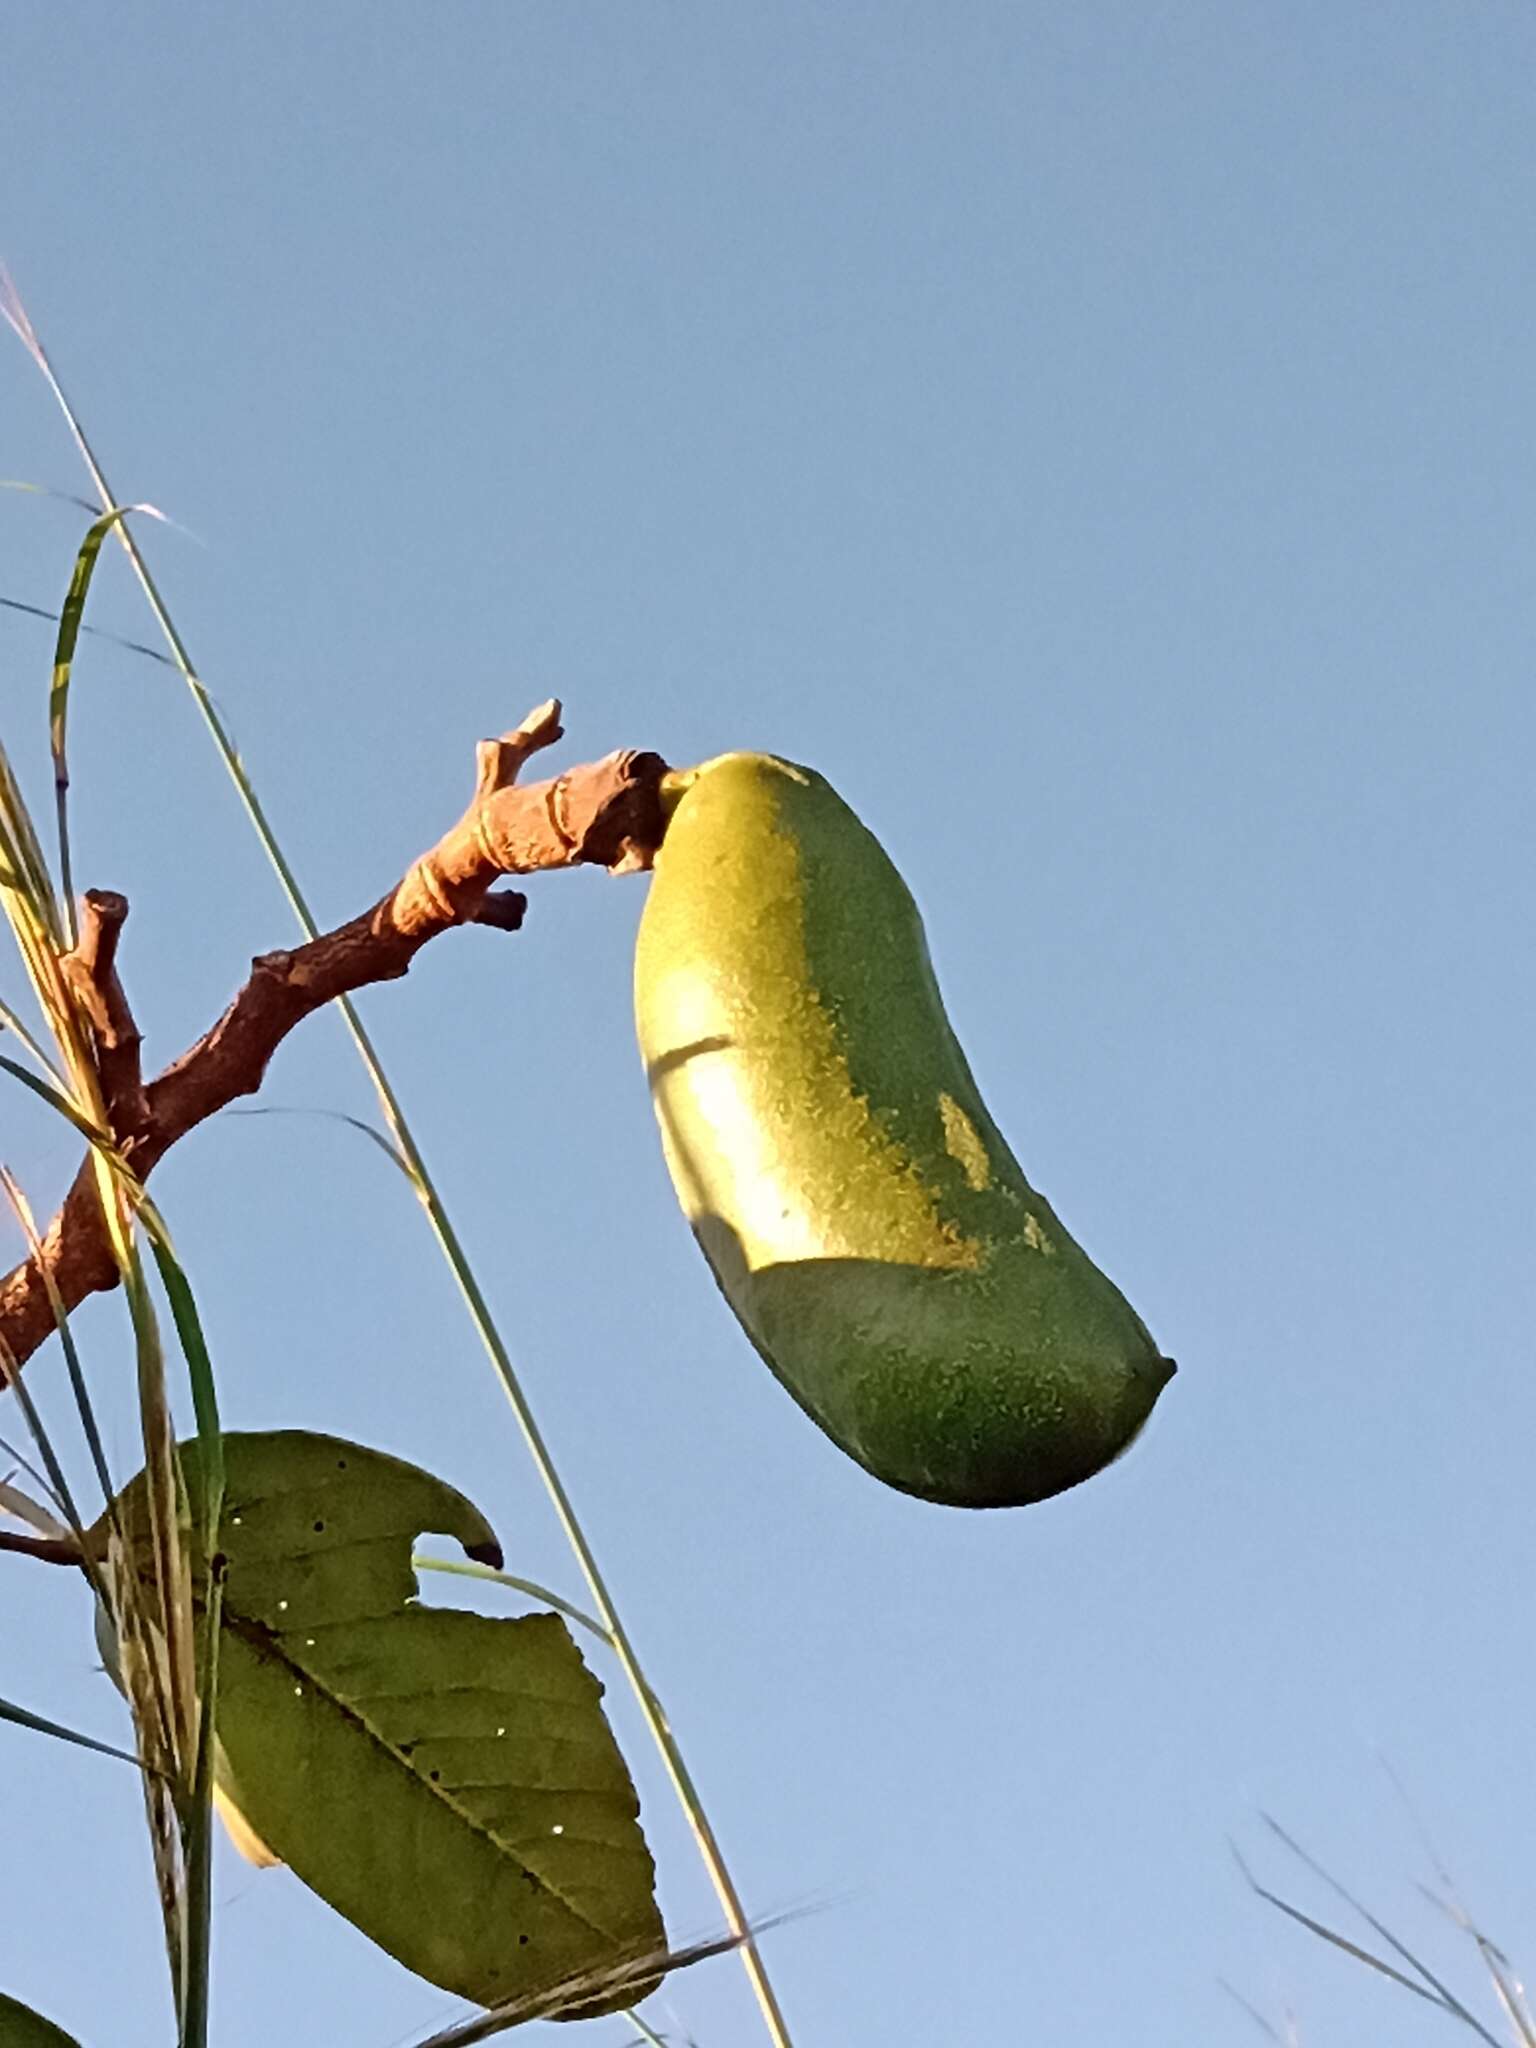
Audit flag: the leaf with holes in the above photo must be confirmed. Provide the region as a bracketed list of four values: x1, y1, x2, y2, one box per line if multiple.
[0, 1991, 80, 2047]
[98, 1432, 663, 2018]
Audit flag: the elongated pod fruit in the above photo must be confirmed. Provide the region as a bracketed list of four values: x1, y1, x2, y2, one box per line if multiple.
[634, 752, 1174, 1508]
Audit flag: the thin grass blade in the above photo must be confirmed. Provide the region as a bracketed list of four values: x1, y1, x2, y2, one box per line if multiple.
[119, 1242, 197, 1773]
[0, 1051, 109, 1146]
[620, 2013, 671, 2048]
[0, 1165, 116, 1512]
[1217, 1977, 1291, 2042]
[139, 1198, 223, 1547]
[1250, 1886, 1445, 2010]
[0, 730, 62, 940]
[179, 1561, 224, 2048]
[411, 1552, 610, 1645]
[1235, 1840, 1502, 2044]
[0, 1330, 91, 1565]
[411, 1924, 763, 2047]
[228, 1104, 412, 1175]
[0, 478, 101, 514]
[0, 1475, 67, 1537]
[0, 994, 70, 1084]
[105, 1539, 189, 1994]
[0, 1690, 146, 1771]
[1259, 1815, 1501, 2036]
[49, 503, 166, 941]
[2, 594, 179, 667]
[0, 1435, 69, 1521]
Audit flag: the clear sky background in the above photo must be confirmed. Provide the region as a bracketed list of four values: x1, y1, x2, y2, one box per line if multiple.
[2, 5, 1534, 2045]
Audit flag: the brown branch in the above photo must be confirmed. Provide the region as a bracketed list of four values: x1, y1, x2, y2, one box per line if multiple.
[61, 887, 148, 1138]
[0, 703, 669, 1374]
[0, 1525, 91, 1566]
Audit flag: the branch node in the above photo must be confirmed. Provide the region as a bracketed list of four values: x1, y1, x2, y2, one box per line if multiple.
[62, 888, 147, 1137]
[474, 699, 565, 801]
[470, 888, 529, 933]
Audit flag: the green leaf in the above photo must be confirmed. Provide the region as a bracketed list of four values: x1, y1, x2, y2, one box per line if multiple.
[0, 1990, 81, 2047]
[103, 1432, 664, 2020]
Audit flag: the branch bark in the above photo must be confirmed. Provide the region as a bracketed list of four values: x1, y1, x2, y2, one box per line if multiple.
[0, 703, 669, 1374]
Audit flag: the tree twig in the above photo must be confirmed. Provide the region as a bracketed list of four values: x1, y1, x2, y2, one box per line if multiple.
[61, 887, 148, 1138]
[0, 1524, 90, 1566]
[0, 703, 668, 1375]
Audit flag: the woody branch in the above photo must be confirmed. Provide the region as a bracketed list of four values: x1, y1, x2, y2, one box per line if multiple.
[0, 702, 668, 1375]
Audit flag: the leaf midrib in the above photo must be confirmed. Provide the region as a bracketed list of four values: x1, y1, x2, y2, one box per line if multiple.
[223, 1610, 624, 1943]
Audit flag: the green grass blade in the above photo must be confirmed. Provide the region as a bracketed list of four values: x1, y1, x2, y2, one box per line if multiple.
[140, 1187, 227, 2048]
[1246, 1877, 1447, 2009]
[0, 1051, 109, 1146]
[179, 1559, 224, 2048]
[1217, 1976, 1292, 2042]
[0, 1330, 90, 1560]
[0, 1435, 69, 1522]
[228, 1104, 411, 1175]
[1236, 1836, 1504, 2046]
[0, 1475, 67, 1538]
[0, 1172, 100, 1584]
[0, 1164, 117, 1524]
[1, 923, 240, 1849]
[0, 994, 70, 1085]
[139, 1196, 224, 1549]
[1259, 1815, 1501, 2037]
[0, 1690, 146, 1771]
[0, 477, 100, 513]
[137, 1187, 227, 2046]
[410, 1924, 761, 2047]
[119, 1237, 196, 1769]
[0, 735, 65, 957]
[411, 1552, 611, 1646]
[621, 2012, 671, 2047]
[3, 592, 179, 667]
[49, 503, 166, 944]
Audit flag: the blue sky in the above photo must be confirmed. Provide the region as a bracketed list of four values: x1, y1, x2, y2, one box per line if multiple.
[3, 4, 1534, 2043]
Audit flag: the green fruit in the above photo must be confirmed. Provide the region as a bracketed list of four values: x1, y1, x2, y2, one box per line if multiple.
[634, 751, 1174, 1508]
